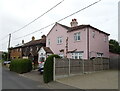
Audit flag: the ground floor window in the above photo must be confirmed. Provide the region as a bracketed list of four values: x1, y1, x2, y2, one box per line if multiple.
[59, 54, 64, 58]
[97, 52, 103, 57]
[71, 52, 83, 59]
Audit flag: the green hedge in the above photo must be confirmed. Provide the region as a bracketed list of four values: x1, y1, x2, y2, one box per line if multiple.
[43, 54, 60, 83]
[9, 59, 32, 74]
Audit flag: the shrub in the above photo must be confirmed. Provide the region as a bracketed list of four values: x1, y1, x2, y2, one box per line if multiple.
[43, 54, 60, 83]
[9, 59, 32, 74]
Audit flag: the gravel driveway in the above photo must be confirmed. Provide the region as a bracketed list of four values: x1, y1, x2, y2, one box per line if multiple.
[56, 70, 118, 89]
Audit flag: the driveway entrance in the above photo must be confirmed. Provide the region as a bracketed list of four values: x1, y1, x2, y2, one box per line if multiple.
[56, 70, 118, 89]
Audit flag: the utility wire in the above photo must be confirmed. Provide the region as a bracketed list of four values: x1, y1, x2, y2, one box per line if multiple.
[0, 35, 9, 41]
[13, 0, 101, 40]
[0, 0, 64, 41]
[11, 0, 64, 34]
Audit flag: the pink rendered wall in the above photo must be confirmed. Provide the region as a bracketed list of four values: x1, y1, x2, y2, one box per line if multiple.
[46, 23, 109, 59]
[46, 23, 68, 56]
[89, 27, 109, 58]
[67, 28, 88, 59]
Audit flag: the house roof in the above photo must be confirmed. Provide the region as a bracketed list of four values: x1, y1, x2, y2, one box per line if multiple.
[43, 47, 53, 54]
[57, 23, 110, 36]
[9, 36, 46, 50]
[23, 38, 46, 47]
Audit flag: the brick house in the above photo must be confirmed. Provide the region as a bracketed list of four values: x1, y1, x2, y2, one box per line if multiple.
[45, 19, 110, 59]
[9, 35, 46, 62]
[9, 46, 22, 59]
[22, 35, 46, 61]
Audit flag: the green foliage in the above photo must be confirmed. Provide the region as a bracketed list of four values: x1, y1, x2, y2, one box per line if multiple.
[9, 59, 32, 74]
[43, 54, 60, 83]
[109, 39, 120, 54]
[2, 52, 8, 61]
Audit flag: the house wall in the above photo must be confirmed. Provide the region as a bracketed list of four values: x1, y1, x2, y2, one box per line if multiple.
[38, 47, 46, 63]
[10, 48, 22, 59]
[89, 27, 109, 58]
[46, 23, 68, 57]
[47, 23, 109, 59]
[67, 28, 88, 59]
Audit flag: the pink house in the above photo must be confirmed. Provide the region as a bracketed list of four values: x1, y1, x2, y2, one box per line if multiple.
[46, 19, 110, 59]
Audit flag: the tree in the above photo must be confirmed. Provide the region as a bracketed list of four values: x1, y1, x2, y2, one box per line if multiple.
[109, 39, 120, 54]
[2, 52, 8, 61]
[43, 54, 60, 83]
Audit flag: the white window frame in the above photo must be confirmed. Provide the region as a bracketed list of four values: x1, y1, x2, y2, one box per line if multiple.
[59, 54, 64, 58]
[48, 39, 50, 45]
[92, 31, 95, 38]
[57, 37, 62, 44]
[30, 47, 32, 51]
[72, 52, 83, 59]
[97, 53, 103, 57]
[104, 35, 107, 42]
[74, 32, 80, 41]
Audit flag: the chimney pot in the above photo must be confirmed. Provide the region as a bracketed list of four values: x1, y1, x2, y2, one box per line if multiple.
[22, 40, 24, 44]
[32, 36, 35, 41]
[70, 18, 78, 27]
[41, 35, 46, 39]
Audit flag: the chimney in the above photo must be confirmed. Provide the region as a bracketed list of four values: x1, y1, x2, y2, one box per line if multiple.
[41, 35, 46, 39]
[32, 36, 35, 41]
[70, 18, 78, 27]
[22, 40, 24, 44]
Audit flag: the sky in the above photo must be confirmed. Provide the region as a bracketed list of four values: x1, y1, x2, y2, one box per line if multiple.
[0, 0, 119, 52]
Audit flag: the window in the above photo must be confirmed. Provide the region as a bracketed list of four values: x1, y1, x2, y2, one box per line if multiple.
[72, 52, 83, 59]
[36, 46, 39, 51]
[57, 37, 62, 44]
[59, 54, 64, 58]
[97, 53, 103, 57]
[48, 39, 50, 45]
[30, 47, 32, 51]
[104, 35, 107, 42]
[92, 31, 95, 38]
[74, 32, 80, 41]
[19, 48, 21, 52]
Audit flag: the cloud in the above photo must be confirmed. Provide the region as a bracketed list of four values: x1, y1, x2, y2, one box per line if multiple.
[0, 0, 119, 51]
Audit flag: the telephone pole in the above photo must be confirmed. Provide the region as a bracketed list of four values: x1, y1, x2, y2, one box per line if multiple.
[7, 34, 11, 60]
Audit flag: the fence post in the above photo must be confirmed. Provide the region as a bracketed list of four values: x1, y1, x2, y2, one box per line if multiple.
[82, 59, 84, 74]
[93, 59, 95, 72]
[53, 57, 55, 81]
[68, 58, 70, 76]
[102, 58, 104, 70]
[108, 59, 110, 70]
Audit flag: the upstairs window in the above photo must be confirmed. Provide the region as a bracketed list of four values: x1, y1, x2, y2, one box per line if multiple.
[48, 39, 50, 45]
[104, 35, 107, 42]
[74, 32, 80, 41]
[92, 31, 95, 38]
[19, 48, 21, 52]
[30, 47, 32, 51]
[57, 37, 62, 44]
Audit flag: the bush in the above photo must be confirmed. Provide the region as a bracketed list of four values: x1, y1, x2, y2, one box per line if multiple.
[43, 54, 60, 83]
[9, 59, 32, 74]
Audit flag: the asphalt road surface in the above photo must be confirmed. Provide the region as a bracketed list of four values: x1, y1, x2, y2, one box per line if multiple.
[2, 67, 45, 89]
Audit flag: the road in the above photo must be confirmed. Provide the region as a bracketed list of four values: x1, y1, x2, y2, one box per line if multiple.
[2, 67, 45, 89]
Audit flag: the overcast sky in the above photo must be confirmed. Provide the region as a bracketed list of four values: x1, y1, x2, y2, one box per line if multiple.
[0, 0, 119, 51]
